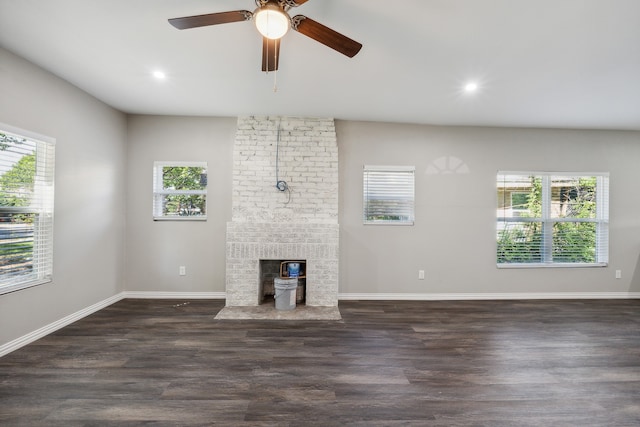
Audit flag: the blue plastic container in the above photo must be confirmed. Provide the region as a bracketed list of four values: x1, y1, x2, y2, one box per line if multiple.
[287, 262, 301, 278]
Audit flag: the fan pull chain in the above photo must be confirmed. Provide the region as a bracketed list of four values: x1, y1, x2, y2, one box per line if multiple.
[273, 48, 278, 92]
[273, 69, 278, 92]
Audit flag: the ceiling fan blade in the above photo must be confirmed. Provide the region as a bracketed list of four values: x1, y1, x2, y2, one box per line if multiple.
[291, 15, 362, 58]
[262, 37, 281, 72]
[169, 10, 252, 30]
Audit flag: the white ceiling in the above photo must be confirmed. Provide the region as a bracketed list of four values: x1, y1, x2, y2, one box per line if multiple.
[1, 0, 639, 130]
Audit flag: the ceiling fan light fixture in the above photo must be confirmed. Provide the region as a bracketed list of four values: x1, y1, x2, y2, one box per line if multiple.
[254, 4, 290, 40]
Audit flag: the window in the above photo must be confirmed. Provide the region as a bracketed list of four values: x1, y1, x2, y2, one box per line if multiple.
[363, 165, 415, 225]
[510, 192, 530, 216]
[497, 172, 609, 267]
[153, 162, 207, 220]
[0, 125, 55, 294]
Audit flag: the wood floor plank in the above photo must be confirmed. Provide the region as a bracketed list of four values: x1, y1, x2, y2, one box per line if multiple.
[1, 298, 639, 425]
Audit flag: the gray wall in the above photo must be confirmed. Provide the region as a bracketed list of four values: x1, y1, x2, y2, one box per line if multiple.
[3, 45, 640, 350]
[337, 120, 640, 295]
[123, 116, 640, 297]
[124, 115, 235, 293]
[0, 48, 127, 345]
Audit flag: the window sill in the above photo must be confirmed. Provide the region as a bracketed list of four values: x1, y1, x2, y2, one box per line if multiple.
[0, 278, 51, 296]
[153, 217, 207, 221]
[364, 221, 414, 226]
[497, 262, 608, 269]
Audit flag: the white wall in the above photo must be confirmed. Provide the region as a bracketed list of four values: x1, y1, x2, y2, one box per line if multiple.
[125, 115, 235, 293]
[337, 120, 640, 296]
[0, 48, 127, 346]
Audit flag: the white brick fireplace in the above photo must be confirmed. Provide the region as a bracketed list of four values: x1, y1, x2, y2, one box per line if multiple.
[224, 116, 339, 307]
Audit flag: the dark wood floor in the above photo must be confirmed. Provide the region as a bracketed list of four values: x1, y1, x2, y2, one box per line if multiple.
[1, 299, 640, 426]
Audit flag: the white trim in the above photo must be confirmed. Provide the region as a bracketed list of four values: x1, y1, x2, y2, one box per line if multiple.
[338, 292, 640, 301]
[0, 125, 56, 296]
[499, 170, 610, 178]
[0, 278, 51, 296]
[0, 292, 125, 358]
[122, 291, 225, 299]
[0, 122, 56, 145]
[363, 165, 415, 225]
[497, 262, 608, 269]
[364, 221, 414, 226]
[497, 171, 610, 266]
[154, 161, 207, 168]
[364, 165, 416, 172]
[152, 161, 208, 220]
[155, 189, 207, 196]
[152, 216, 207, 221]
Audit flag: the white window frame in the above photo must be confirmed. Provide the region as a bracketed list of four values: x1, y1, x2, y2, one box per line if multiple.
[153, 161, 207, 221]
[497, 171, 609, 268]
[363, 165, 415, 225]
[0, 123, 55, 295]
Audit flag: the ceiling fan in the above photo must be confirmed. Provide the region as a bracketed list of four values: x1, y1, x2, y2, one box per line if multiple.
[168, 0, 363, 72]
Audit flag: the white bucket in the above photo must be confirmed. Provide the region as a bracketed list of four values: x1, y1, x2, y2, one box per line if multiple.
[274, 278, 298, 310]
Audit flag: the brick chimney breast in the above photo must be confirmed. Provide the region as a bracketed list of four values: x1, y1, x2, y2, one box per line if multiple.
[225, 116, 339, 307]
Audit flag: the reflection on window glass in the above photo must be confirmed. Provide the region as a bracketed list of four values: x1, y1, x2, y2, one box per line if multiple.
[497, 172, 608, 267]
[153, 162, 207, 220]
[0, 128, 55, 294]
[363, 166, 415, 225]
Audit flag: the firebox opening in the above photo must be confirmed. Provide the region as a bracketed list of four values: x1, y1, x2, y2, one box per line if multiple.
[259, 259, 306, 306]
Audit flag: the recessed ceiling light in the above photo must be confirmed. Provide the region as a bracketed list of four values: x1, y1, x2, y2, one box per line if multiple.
[152, 70, 166, 80]
[464, 82, 478, 93]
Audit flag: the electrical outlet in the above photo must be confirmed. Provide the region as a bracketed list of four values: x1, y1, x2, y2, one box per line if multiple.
[418, 270, 425, 280]
[179, 266, 186, 276]
[615, 270, 622, 279]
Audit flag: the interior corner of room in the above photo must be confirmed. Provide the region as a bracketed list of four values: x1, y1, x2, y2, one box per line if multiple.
[1, 2, 640, 423]
[1, 0, 640, 360]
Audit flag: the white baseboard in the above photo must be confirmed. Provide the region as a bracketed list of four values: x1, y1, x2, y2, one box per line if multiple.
[122, 291, 226, 299]
[0, 292, 126, 358]
[338, 292, 640, 300]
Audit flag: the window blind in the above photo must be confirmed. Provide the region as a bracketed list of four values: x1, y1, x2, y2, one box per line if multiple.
[497, 172, 609, 267]
[363, 165, 415, 225]
[0, 126, 55, 294]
